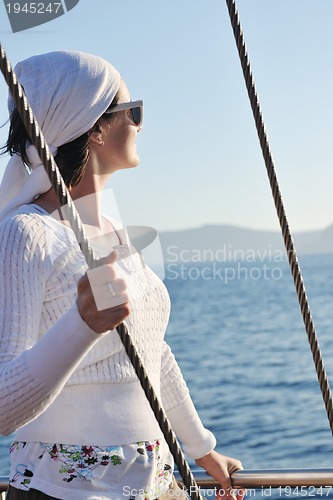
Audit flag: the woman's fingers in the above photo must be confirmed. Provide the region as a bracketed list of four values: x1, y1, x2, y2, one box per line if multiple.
[236, 489, 246, 500]
[195, 451, 245, 500]
[87, 275, 128, 311]
[77, 250, 130, 333]
[216, 486, 246, 500]
[86, 251, 128, 311]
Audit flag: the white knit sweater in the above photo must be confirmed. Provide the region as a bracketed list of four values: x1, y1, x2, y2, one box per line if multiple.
[0, 204, 215, 460]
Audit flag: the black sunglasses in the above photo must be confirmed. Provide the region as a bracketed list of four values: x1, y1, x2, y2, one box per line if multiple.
[105, 100, 143, 127]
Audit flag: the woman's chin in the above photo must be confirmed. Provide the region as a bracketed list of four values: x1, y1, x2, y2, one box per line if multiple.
[110, 155, 140, 173]
[128, 154, 140, 168]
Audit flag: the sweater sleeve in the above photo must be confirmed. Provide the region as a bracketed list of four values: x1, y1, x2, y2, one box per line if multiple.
[0, 213, 101, 436]
[160, 341, 216, 459]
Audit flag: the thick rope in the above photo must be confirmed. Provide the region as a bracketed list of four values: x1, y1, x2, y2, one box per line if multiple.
[225, 0, 333, 435]
[0, 44, 203, 499]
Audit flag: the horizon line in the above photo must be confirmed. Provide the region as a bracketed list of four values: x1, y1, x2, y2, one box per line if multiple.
[155, 222, 333, 234]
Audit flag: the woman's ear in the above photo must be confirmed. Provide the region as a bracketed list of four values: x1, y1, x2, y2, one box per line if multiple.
[89, 131, 104, 147]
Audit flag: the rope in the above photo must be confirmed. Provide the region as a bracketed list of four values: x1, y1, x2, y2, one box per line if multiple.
[225, 0, 333, 435]
[0, 44, 203, 499]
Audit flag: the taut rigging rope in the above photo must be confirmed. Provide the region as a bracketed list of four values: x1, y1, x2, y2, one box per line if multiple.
[0, 45, 203, 500]
[225, 0, 333, 435]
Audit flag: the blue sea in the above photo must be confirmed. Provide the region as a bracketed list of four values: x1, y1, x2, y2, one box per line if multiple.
[1, 253, 333, 494]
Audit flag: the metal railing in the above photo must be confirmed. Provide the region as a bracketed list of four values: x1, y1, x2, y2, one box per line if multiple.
[175, 469, 333, 489]
[1, 469, 333, 495]
[0, 478, 8, 495]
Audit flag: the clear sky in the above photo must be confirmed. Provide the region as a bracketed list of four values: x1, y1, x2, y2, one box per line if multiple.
[0, 0, 332, 232]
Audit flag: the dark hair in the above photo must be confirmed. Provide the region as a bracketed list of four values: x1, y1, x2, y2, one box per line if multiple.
[1, 91, 119, 189]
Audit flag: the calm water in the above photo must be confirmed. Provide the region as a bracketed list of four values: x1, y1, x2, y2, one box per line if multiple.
[164, 254, 333, 471]
[1, 254, 333, 491]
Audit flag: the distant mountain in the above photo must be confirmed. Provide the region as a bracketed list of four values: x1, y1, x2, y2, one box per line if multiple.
[157, 224, 333, 262]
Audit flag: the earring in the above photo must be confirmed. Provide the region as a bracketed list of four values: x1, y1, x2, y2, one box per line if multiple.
[97, 137, 104, 147]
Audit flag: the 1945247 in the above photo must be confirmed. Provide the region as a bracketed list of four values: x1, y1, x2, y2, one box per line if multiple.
[277, 486, 333, 497]
[6, 2, 62, 14]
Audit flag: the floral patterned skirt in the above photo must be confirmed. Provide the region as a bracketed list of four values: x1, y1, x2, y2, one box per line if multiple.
[9, 439, 174, 500]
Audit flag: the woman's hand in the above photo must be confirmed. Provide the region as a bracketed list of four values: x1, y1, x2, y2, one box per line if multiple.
[195, 450, 245, 500]
[77, 250, 130, 333]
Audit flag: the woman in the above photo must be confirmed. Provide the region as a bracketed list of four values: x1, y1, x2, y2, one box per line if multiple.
[0, 50, 243, 500]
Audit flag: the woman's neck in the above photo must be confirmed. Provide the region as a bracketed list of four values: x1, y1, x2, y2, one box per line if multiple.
[34, 169, 110, 231]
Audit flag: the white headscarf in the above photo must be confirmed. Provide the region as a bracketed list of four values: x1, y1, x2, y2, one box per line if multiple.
[0, 50, 121, 221]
